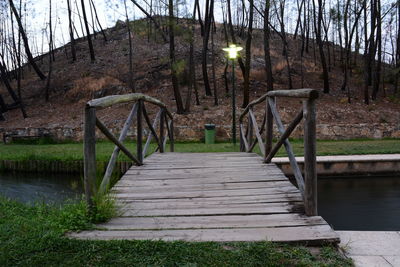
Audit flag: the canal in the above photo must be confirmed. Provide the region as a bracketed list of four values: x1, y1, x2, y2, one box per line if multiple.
[0, 172, 399, 231]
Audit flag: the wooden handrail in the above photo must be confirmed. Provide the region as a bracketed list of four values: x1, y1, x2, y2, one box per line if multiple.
[239, 89, 318, 216]
[84, 93, 174, 201]
[87, 93, 173, 120]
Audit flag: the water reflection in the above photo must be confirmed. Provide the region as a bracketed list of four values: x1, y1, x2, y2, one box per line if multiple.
[0, 172, 83, 204]
[318, 175, 400, 231]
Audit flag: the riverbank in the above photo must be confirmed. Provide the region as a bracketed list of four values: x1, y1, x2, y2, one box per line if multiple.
[274, 154, 400, 177]
[0, 139, 399, 174]
[0, 138, 399, 161]
[0, 197, 351, 266]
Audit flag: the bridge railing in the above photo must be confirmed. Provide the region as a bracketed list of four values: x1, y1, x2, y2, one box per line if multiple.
[84, 93, 174, 209]
[239, 89, 319, 216]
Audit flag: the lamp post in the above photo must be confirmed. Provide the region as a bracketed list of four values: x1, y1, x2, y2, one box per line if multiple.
[223, 44, 242, 145]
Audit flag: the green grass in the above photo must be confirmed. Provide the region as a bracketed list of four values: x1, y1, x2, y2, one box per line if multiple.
[0, 139, 399, 162]
[0, 197, 351, 266]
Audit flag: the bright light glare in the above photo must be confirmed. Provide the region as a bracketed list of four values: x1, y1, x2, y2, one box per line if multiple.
[223, 44, 243, 59]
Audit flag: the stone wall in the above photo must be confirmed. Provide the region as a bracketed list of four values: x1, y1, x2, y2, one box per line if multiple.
[1, 122, 399, 142]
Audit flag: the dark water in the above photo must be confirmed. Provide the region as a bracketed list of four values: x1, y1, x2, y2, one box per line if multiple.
[318, 175, 400, 231]
[0, 172, 83, 204]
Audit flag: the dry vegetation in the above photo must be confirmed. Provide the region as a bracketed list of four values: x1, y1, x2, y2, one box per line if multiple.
[0, 19, 399, 136]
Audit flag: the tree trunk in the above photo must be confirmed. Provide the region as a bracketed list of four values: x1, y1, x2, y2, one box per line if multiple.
[201, 0, 213, 96]
[90, 0, 107, 42]
[67, 0, 76, 61]
[168, 0, 184, 114]
[124, 0, 134, 92]
[9, 0, 46, 80]
[211, 15, 218, 106]
[242, 0, 254, 108]
[80, 0, 95, 61]
[314, 0, 329, 93]
[264, 0, 274, 93]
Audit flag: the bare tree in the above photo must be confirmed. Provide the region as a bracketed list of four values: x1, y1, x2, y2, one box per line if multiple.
[9, 0, 46, 80]
[168, 0, 184, 114]
[80, 0, 95, 61]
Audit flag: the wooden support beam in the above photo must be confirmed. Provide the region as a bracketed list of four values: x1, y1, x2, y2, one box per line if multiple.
[84, 106, 97, 212]
[142, 108, 162, 158]
[265, 110, 303, 163]
[159, 109, 165, 153]
[303, 98, 317, 216]
[248, 109, 265, 156]
[99, 103, 138, 194]
[137, 100, 143, 164]
[267, 98, 305, 195]
[239, 124, 249, 152]
[265, 101, 273, 160]
[96, 118, 141, 165]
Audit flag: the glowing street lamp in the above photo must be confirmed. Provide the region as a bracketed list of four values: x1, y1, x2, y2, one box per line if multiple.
[223, 44, 243, 59]
[223, 44, 242, 145]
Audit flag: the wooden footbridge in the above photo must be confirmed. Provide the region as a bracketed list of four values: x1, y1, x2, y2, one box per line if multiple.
[72, 89, 339, 244]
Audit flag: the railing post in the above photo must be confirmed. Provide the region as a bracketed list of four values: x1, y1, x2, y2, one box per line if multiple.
[246, 110, 253, 152]
[169, 119, 174, 152]
[239, 124, 244, 151]
[159, 108, 165, 153]
[265, 97, 273, 161]
[84, 105, 97, 213]
[137, 100, 143, 164]
[303, 98, 317, 216]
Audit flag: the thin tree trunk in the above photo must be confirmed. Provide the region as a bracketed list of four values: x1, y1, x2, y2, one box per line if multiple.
[80, 0, 95, 61]
[45, 0, 53, 102]
[124, 0, 134, 91]
[211, 15, 218, 106]
[168, 0, 184, 114]
[90, 0, 107, 42]
[9, 0, 46, 80]
[67, 0, 76, 61]
[242, 0, 254, 107]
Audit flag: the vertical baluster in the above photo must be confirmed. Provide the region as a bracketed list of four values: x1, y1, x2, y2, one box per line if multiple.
[246, 109, 253, 152]
[137, 100, 143, 164]
[265, 97, 273, 161]
[303, 98, 317, 216]
[84, 105, 96, 213]
[169, 119, 174, 152]
[159, 108, 165, 153]
[239, 123, 244, 152]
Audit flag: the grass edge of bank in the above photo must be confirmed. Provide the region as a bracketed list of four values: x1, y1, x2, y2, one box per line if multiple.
[0, 197, 352, 266]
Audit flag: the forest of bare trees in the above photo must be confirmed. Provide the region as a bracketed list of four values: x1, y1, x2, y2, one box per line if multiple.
[0, 0, 399, 119]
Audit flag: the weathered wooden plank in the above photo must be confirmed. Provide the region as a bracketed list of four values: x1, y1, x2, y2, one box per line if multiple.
[120, 203, 302, 216]
[113, 187, 299, 200]
[116, 176, 289, 186]
[70, 225, 339, 244]
[98, 214, 327, 230]
[117, 201, 303, 212]
[119, 175, 288, 184]
[114, 181, 294, 191]
[116, 193, 303, 205]
[75, 152, 335, 244]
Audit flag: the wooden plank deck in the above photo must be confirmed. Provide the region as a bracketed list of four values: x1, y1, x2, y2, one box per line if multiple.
[71, 152, 339, 244]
